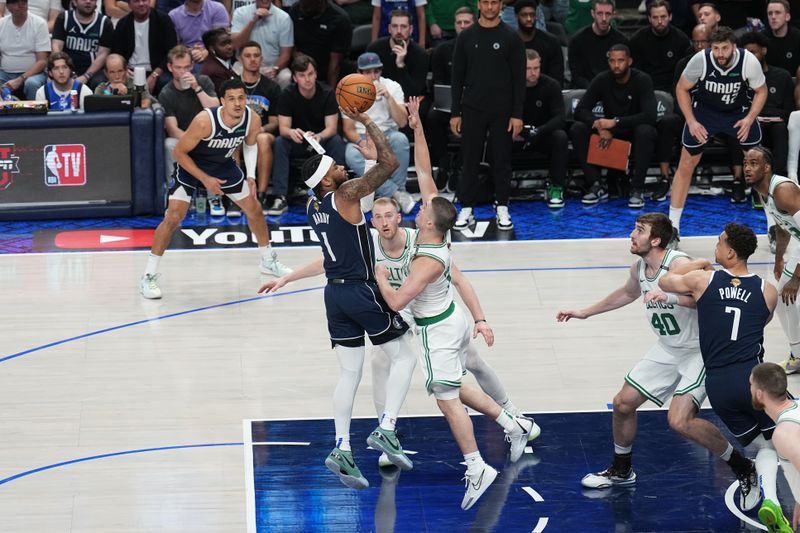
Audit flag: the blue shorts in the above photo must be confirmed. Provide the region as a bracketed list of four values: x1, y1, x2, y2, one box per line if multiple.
[173, 163, 245, 193]
[682, 105, 762, 155]
[324, 281, 409, 348]
[705, 359, 775, 446]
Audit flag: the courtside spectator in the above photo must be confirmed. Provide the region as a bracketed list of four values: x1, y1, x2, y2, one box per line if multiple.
[200, 27, 237, 92]
[169, 0, 230, 65]
[52, 0, 114, 89]
[630, 0, 690, 92]
[0, 0, 49, 100]
[371, 0, 426, 48]
[231, 0, 293, 88]
[367, 9, 427, 96]
[568, 0, 628, 88]
[0, 0, 61, 32]
[693, 2, 720, 32]
[36, 52, 93, 110]
[95, 53, 155, 107]
[112, 0, 178, 96]
[516, 0, 564, 84]
[762, 0, 800, 76]
[289, 0, 352, 88]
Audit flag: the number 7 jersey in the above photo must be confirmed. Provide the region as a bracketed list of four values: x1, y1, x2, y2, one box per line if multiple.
[638, 250, 699, 351]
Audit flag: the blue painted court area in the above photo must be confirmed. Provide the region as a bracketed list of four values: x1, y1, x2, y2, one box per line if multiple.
[246, 411, 795, 533]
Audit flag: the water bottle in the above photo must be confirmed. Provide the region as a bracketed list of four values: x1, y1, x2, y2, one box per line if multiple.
[195, 188, 207, 224]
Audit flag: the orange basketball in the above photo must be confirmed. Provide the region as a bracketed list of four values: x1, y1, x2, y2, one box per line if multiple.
[336, 73, 376, 113]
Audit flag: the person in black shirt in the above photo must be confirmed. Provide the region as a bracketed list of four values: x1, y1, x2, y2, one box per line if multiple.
[517, 49, 569, 207]
[567, 0, 628, 89]
[630, 0, 690, 93]
[740, 32, 793, 176]
[450, 0, 526, 231]
[367, 10, 428, 98]
[762, 0, 800, 77]
[426, 6, 475, 188]
[240, 41, 281, 212]
[515, 0, 564, 85]
[51, 0, 114, 88]
[289, 0, 352, 88]
[570, 44, 658, 208]
[673, 23, 711, 94]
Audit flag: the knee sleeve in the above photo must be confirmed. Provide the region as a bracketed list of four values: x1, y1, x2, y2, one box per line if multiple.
[431, 382, 460, 400]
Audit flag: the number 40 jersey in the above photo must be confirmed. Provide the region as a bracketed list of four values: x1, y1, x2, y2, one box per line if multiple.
[638, 250, 699, 351]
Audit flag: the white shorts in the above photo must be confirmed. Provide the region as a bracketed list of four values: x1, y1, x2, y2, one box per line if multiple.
[415, 302, 471, 395]
[625, 343, 707, 409]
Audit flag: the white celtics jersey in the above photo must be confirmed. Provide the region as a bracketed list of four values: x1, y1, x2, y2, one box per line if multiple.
[408, 237, 453, 319]
[777, 401, 800, 502]
[766, 175, 800, 242]
[372, 227, 417, 289]
[638, 250, 700, 351]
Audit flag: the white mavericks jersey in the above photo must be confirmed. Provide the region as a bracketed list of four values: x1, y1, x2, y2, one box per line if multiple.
[776, 400, 800, 502]
[638, 249, 700, 351]
[408, 237, 453, 319]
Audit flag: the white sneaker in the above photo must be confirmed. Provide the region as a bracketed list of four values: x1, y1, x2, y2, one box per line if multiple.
[506, 416, 533, 462]
[209, 195, 226, 216]
[454, 207, 474, 231]
[394, 190, 416, 214]
[378, 452, 393, 468]
[260, 252, 292, 277]
[461, 463, 498, 510]
[495, 204, 513, 230]
[581, 467, 637, 489]
[140, 273, 162, 299]
[522, 417, 541, 442]
[738, 463, 762, 512]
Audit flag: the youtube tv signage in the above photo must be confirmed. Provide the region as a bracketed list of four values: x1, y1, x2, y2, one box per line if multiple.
[0, 126, 132, 209]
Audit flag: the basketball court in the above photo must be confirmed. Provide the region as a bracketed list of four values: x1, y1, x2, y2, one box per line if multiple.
[1, 197, 798, 532]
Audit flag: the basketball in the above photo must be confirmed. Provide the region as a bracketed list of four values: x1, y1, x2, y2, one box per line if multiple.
[336, 74, 376, 113]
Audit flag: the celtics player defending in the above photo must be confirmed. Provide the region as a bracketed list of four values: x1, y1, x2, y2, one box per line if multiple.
[376, 97, 535, 510]
[557, 214, 757, 510]
[140, 79, 290, 299]
[751, 362, 800, 533]
[744, 147, 800, 375]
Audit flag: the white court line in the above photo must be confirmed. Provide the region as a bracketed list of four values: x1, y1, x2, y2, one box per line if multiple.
[522, 486, 545, 502]
[243, 420, 256, 533]
[532, 517, 549, 533]
[724, 481, 767, 531]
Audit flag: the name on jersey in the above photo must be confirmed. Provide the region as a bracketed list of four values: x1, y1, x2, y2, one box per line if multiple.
[704, 80, 741, 96]
[311, 212, 329, 225]
[718, 286, 751, 303]
[65, 36, 99, 52]
[377, 261, 409, 287]
[645, 300, 675, 310]
[207, 137, 243, 150]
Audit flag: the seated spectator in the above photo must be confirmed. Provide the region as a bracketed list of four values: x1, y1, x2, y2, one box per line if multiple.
[567, 0, 628, 88]
[199, 28, 237, 92]
[570, 44, 658, 208]
[231, 0, 293, 88]
[0, 0, 49, 100]
[51, 0, 114, 89]
[515, 0, 564, 85]
[426, 0, 472, 44]
[112, 0, 178, 96]
[740, 31, 793, 176]
[517, 49, 569, 208]
[268, 54, 346, 215]
[158, 45, 218, 193]
[426, 6, 474, 187]
[693, 2, 720, 32]
[35, 52, 93, 110]
[343, 52, 414, 213]
[371, 0, 426, 48]
[289, 0, 352, 88]
[239, 41, 282, 211]
[691, 0, 758, 31]
[367, 9, 427, 97]
[762, 0, 800, 76]
[95, 53, 155, 107]
[0, 0, 61, 33]
[169, 0, 230, 66]
[630, 0, 690, 93]
[673, 22, 711, 93]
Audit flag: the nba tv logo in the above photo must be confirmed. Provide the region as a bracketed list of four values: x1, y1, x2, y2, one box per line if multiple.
[44, 144, 86, 186]
[0, 144, 20, 190]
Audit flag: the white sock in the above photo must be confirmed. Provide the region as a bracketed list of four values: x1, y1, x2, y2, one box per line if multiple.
[259, 245, 274, 259]
[333, 345, 365, 453]
[755, 445, 779, 502]
[464, 450, 484, 472]
[614, 443, 633, 455]
[336, 436, 351, 452]
[495, 409, 517, 432]
[669, 207, 683, 231]
[720, 442, 734, 461]
[379, 412, 397, 432]
[145, 253, 161, 276]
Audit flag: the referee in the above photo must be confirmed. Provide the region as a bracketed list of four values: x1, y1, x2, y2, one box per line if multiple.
[450, 0, 526, 231]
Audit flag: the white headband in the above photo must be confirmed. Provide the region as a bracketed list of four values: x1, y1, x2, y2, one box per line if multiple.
[305, 155, 334, 189]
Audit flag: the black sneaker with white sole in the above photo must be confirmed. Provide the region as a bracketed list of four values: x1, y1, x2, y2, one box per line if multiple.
[267, 196, 288, 216]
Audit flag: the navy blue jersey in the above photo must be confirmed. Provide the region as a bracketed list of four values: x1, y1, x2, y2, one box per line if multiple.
[694, 48, 753, 113]
[58, 11, 112, 73]
[179, 106, 250, 180]
[307, 192, 375, 282]
[697, 270, 770, 370]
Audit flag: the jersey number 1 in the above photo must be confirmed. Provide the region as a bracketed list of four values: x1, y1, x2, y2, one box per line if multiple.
[724, 306, 741, 341]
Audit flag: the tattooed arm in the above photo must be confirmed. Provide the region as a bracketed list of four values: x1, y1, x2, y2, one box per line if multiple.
[336, 106, 400, 224]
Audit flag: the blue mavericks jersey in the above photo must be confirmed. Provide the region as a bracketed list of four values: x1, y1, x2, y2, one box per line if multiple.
[697, 270, 770, 369]
[694, 48, 753, 113]
[307, 191, 375, 281]
[45, 80, 82, 110]
[181, 106, 250, 179]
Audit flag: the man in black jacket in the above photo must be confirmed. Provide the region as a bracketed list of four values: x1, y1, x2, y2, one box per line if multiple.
[111, 0, 177, 96]
[630, 0, 690, 93]
[450, 0, 526, 231]
[367, 9, 428, 98]
[515, 0, 564, 85]
[570, 44, 658, 208]
[567, 0, 628, 89]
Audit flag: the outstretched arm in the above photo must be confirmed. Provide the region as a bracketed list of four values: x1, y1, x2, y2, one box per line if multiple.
[407, 96, 437, 204]
[258, 256, 325, 294]
[556, 263, 641, 321]
[659, 269, 710, 300]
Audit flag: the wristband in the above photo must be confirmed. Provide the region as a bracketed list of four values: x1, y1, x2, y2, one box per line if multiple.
[195, 87, 203, 94]
[665, 294, 679, 305]
[474, 319, 487, 324]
